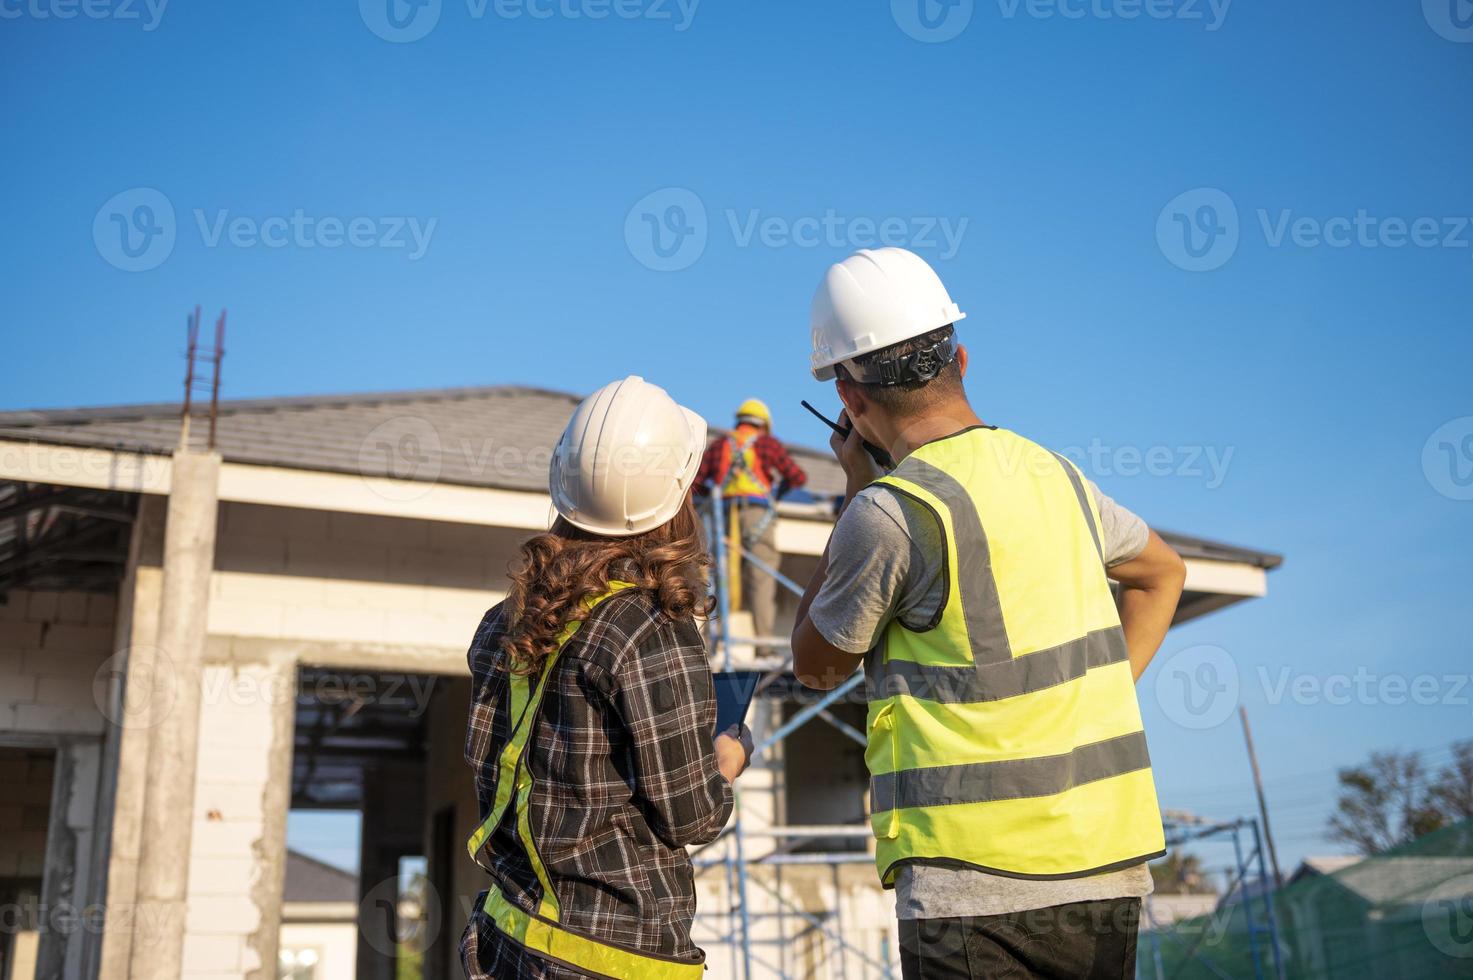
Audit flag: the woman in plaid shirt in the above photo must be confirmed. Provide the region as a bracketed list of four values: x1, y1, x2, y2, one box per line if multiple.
[462, 377, 752, 980]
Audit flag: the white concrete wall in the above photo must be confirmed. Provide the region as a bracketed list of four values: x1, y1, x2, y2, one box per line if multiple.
[181, 659, 294, 980]
[277, 920, 357, 980]
[208, 502, 514, 661]
[0, 589, 115, 736]
[176, 502, 517, 980]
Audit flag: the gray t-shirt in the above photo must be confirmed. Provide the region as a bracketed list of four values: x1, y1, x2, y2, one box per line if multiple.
[809, 476, 1155, 919]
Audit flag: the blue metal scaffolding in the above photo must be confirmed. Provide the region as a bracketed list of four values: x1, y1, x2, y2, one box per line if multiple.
[697, 485, 897, 980]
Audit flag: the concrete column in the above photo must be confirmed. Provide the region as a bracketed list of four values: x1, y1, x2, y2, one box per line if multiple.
[98, 495, 166, 979]
[128, 451, 221, 980]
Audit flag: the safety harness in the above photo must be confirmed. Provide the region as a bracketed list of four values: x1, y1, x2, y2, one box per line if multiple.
[465, 583, 707, 980]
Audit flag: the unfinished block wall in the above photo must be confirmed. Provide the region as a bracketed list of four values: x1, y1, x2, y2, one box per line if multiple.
[0, 589, 115, 736]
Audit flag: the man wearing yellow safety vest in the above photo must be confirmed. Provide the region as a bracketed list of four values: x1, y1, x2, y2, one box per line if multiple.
[695, 399, 808, 655]
[790, 248, 1187, 979]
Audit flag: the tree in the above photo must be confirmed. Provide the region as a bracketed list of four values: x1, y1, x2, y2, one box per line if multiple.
[1430, 740, 1473, 821]
[1327, 749, 1447, 855]
[1150, 851, 1216, 895]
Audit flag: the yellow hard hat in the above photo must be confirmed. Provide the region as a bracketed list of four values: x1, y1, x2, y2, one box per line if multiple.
[735, 398, 771, 427]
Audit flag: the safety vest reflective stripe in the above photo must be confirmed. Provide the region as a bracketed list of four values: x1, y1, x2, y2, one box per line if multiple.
[481, 887, 705, 980]
[870, 730, 1151, 812]
[864, 627, 1126, 703]
[465, 583, 703, 977]
[466, 586, 633, 862]
[866, 428, 1164, 884]
[1050, 449, 1104, 562]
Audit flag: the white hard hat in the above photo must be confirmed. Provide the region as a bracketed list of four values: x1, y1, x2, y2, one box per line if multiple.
[549, 376, 708, 537]
[809, 247, 966, 382]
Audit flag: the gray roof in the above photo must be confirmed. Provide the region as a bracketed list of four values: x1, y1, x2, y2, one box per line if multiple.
[283, 849, 357, 903]
[1294, 856, 1473, 908]
[0, 385, 852, 498]
[0, 385, 1280, 568]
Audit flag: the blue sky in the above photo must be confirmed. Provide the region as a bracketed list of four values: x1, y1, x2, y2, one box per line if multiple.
[5, 2, 1472, 879]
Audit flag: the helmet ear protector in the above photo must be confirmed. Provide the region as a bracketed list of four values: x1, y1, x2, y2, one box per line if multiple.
[841, 331, 957, 388]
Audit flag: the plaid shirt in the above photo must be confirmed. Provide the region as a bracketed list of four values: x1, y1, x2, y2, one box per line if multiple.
[694, 427, 809, 500]
[461, 588, 733, 978]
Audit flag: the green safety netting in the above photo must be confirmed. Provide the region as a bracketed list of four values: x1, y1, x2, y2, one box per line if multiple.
[1139, 818, 1473, 979]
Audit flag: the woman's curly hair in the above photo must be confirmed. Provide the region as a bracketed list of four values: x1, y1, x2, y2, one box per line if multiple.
[500, 495, 713, 675]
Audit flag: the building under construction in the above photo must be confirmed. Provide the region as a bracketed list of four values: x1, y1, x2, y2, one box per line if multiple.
[0, 382, 1283, 980]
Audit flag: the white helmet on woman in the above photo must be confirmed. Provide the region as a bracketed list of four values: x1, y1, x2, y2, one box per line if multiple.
[549, 376, 708, 537]
[809, 247, 966, 382]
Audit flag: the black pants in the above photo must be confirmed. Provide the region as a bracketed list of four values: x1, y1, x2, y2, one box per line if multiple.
[899, 898, 1140, 980]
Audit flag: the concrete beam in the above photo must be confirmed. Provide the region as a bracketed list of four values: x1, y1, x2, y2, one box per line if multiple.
[0, 439, 833, 556]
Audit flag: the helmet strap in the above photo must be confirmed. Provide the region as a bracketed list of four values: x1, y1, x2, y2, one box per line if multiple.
[847, 335, 957, 387]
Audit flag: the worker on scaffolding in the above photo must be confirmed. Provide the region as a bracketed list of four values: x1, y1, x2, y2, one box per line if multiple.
[791, 248, 1187, 980]
[694, 398, 807, 657]
[461, 376, 753, 980]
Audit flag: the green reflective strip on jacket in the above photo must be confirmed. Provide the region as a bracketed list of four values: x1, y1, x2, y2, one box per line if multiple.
[481, 886, 705, 980]
[865, 428, 1164, 883]
[464, 582, 636, 879]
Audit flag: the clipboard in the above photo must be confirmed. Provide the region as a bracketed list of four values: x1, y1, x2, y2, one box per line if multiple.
[713, 670, 762, 736]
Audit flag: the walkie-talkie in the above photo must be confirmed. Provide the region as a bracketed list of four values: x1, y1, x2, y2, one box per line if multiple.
[801, 400, 894, 471]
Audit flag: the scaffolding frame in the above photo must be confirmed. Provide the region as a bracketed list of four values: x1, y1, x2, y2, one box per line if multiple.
[697, 484, 894, 980]
[1144, 813, 1287, 980]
